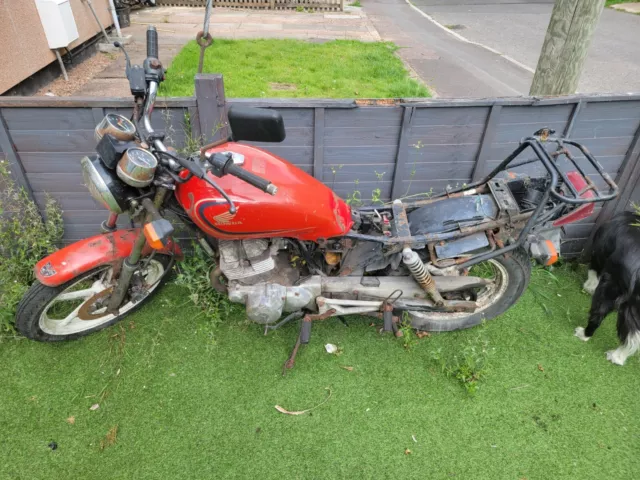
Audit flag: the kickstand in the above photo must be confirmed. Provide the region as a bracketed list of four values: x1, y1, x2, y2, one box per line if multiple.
[281, 309, 336, 375]
[282, 333, 302, 376]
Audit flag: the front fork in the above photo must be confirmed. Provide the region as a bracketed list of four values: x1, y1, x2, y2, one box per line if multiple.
[106, 187, 169, 313]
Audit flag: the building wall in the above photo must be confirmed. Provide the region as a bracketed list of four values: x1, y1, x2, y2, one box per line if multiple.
[0, 0, 113, 94]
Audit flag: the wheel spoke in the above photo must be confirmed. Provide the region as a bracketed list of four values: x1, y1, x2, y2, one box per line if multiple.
[56, 288, 96, 302]
[57, 303, 85, 328]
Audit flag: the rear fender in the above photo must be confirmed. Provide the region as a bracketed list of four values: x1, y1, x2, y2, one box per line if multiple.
[35, 229, 183, 287]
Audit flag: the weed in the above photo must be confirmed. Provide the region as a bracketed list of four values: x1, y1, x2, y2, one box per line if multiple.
[399, 312, 417, 349]
[430, 327, 494, 396]
[348, 0, 362, 6]
[174, 243, 236, 343]
[0, 161, 63, 333]
[346, 179, 363, 206]
[296, 5, 304, 12]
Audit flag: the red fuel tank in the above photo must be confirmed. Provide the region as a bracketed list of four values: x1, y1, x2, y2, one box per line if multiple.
[174, 143, 353, 241]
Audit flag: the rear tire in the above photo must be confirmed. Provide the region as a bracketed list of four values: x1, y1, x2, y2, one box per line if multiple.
[409, 248, 531, 332]
[16, 254, 172, 342]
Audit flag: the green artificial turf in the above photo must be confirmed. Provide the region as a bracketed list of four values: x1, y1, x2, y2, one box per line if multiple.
[160, 39, 430, 98]
[2, 265, 640, 479]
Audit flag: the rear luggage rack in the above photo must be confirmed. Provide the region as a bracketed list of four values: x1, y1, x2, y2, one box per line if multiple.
[501, 128, 618, 205]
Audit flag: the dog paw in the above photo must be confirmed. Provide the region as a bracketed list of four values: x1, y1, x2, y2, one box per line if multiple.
[606, 350, 625, 366]
[574, 327, 590, 342]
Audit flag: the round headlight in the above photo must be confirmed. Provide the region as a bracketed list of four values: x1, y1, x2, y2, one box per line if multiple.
[95, 113, 136, 143]
[81, 156, 136, 214]
[117, 147, 158, 188]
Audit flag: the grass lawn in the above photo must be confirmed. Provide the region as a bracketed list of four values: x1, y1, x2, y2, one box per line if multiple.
[605, 0, 637, 6]
[2, 264, 640, 479]
[160, 39, 430, 98]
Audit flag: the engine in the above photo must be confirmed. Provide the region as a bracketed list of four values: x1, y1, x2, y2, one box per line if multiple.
[218, 239, 315, 324]
[217, 239, 276, 284]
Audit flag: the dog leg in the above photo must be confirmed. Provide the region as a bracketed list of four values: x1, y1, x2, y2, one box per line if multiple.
[583, 269, 599, 295]
[577, 277, 617, 341]
[574, 327, 591, 342]
[606, 332, 640, 365]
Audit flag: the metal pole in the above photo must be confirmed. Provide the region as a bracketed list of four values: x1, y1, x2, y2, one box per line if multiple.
[197, 0, 214, 74]
[84, 0, 111, 43]
[54, 49, 69, 81]
[108, 0, 122, 39]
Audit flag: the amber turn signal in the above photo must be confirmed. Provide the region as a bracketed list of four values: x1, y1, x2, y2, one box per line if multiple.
[143, 223, 165, 250]
[544, 240, 559, 266]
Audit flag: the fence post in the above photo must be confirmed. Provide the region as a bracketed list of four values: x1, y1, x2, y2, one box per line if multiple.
[313, 107, 325, 180]
[471, 104, 502, 183]
[584, 120, 640, 256]
[195, 74, 229, 143]
[0, 109, 38, 209]
[390, 106, 414, 200]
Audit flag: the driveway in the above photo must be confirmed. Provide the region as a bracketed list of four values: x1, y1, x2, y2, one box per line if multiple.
[365, 0, 640, 97]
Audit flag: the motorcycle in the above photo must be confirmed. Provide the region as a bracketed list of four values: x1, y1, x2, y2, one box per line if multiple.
[16, 27, 618, 370]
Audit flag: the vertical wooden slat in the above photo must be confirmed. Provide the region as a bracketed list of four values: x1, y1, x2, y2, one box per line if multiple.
[584, 120, 640, 255]
[313, 107, 325, 180]
[195, 74, 229, 143]
[188, 105, 202, 140]
[471, 104, 502, 182]
[562, 100, 584, 138]
[0, 108, 37, 205]
[91, 107, 105, 126]
[390, 106, 414, 200]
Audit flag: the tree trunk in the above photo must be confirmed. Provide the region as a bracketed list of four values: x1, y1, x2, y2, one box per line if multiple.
[529, 0, 605, 96]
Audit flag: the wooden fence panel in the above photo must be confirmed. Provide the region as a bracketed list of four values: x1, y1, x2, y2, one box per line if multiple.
[3, 91, 640, 259]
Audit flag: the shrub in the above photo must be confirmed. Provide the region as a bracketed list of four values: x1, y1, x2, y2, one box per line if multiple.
[0, 161, 63, 333]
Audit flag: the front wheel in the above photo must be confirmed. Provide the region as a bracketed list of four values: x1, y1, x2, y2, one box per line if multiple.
[408, 248, 531, 332]
[16, 254, 172, 342]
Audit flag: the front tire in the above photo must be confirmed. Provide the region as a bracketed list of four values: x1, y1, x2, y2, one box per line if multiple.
[16, 254, 172, 342]
[409, 248, 531, 332]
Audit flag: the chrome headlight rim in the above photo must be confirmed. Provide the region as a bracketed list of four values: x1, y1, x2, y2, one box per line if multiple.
[81, 156, 134, 214]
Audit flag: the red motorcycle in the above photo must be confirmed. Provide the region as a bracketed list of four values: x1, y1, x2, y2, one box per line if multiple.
[17, 28, 618, 368]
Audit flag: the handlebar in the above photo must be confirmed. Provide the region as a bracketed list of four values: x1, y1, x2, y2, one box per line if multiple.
[208, 153, 277, 195]
[146, 26, 159, 59]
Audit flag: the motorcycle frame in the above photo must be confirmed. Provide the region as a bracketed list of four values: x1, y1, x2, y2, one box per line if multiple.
[347, 135, 618, 269]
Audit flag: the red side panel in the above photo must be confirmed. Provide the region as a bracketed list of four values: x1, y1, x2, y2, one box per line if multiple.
[35, 229, 182, 287]
[553, 171, 595, 226]
[174, 143, 353, 241]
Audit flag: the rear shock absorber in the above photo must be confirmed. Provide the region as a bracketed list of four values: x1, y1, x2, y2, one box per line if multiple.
[402, 248, 445, 306]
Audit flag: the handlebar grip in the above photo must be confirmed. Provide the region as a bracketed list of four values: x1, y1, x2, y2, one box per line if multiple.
[146, 26, 159, 59]
[227, 164, 277, 195]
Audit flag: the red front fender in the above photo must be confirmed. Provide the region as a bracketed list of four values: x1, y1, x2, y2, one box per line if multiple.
[35, 229, 183, 287]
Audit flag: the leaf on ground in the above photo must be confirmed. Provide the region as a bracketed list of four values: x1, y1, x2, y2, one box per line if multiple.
[340, 366, 354, 372]
[89, 403, 100, 411]
[66, 416, 75, 425]
[99, 425, 118, 451]
[537, 364, 544, 372]
[416, 331, 431, 339]
[404, 448, 412, 455]
[275, 387, 332, 416]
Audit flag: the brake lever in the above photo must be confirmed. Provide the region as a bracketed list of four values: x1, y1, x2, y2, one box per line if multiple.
[113, 41, 132, 78]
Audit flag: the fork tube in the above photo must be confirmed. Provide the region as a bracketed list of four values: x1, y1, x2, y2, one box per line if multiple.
[106, 187, 169, 312]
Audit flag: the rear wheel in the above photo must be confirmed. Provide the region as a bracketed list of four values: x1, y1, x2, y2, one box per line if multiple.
[16, 254, 172, 342]
[408, 248, 531, 332]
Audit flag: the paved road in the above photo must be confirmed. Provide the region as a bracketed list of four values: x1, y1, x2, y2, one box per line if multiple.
[366, 0, 640, 97]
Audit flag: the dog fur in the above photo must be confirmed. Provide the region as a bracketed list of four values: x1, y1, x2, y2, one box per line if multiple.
[575, 211, 640, 365]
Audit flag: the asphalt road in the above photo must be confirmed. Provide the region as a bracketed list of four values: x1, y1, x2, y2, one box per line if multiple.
[365, 0, 640, 97]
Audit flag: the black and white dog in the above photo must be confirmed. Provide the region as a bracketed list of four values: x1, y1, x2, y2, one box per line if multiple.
[575, 211, 640, 365]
